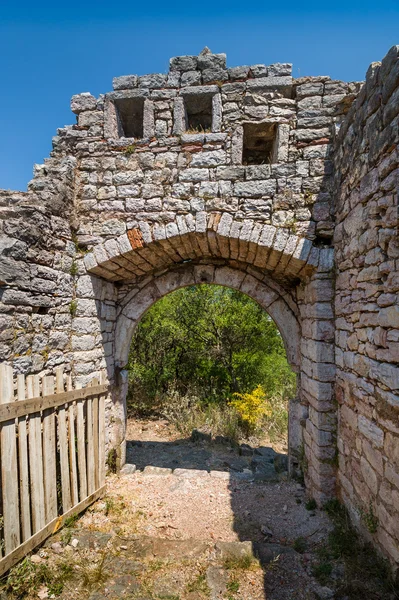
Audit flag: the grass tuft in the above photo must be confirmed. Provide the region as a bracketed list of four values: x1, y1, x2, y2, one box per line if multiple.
[310, 499, 399, 598]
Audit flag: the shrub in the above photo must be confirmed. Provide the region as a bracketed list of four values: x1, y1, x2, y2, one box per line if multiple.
[230, 385, 272, 433]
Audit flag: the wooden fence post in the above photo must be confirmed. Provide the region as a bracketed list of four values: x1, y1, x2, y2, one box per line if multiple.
[27, 375, 46, 533]
[56, 368, 72, 513]
[0, 364, 20, 554]
[42, 376, 57, 521]
[17, 374, 31, 542]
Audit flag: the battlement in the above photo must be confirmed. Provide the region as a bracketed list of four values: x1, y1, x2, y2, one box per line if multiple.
[69, 48, 360, 155]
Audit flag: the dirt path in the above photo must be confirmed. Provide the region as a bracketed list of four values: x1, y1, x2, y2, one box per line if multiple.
[12, 419, 338, 600]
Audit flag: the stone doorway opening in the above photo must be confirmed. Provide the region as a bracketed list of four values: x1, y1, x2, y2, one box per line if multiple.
[124, 282, 297, 477]
[112, 263, 304, 474]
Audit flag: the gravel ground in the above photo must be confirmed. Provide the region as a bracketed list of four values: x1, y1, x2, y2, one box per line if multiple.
[8, 419, 338, 600]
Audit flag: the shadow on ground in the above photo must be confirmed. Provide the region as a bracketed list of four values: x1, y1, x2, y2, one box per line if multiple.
[122, 431, 320, 599]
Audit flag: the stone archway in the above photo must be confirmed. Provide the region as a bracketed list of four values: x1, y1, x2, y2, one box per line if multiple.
[79, 214, 336, 504]
[109, 262, 302, 475]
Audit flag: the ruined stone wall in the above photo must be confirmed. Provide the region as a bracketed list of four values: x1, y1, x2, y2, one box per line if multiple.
[334, 45, 399, 564]
[1, 46, 398, 565]
[0, 158, 77, 375]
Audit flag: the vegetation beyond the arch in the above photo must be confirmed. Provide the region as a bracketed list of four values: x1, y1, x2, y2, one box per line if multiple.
[127, 285, 296, 441]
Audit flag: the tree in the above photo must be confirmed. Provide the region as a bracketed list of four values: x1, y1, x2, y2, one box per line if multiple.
[127, 284, 296, 416]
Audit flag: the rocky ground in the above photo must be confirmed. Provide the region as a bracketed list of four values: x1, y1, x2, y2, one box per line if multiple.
[3, 420, 343, 600]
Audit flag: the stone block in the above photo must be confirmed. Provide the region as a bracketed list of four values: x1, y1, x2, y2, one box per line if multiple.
[249, 64, 268, 77]
[191, 150, 226, 167]
[71, 93, 97, 114]
[228, 65, 250, 80]
[358, 415, 384, 448]
[234, 180, 276, 197]
[378, 305, 399, 328]
[169, 55, 198, 72]
[202, 67, 228, 84]
[268, 63, 292, 76]
[181, 70, 202, 86]
[138, 73, 167, 88]
[113, 75, 138, 90]
[197, 52, 226, 71]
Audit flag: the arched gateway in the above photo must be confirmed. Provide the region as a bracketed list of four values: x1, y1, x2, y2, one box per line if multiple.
[82, 210, 336, 503]
[1, 46, 398, 565]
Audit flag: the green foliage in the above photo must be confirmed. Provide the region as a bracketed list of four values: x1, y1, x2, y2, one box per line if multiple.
[293, 537, 307, 553]
[305, 498, 317, 511]
[69, 260, 79, 276]
[64, 513, 79, 528]
[127, 285, 296, 439]
[186, 572, 210, 594]
[4, 557, 73, 598]
[312, 560, 333, 583]
[223, 553, 254, 570]
[313, 499, 399, 598]
[359, 501, 379, 534]
[124, 144, 136, 155]
[69, 299, 78, 317]
[106, 448, 118, 474]
[227, 578, 240, 592]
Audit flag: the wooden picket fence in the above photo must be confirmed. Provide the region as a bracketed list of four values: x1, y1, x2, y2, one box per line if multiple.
[0, 364, 109, 576]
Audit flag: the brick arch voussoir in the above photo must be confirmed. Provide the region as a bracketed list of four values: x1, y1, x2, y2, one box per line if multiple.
[84, 213, 319, 284]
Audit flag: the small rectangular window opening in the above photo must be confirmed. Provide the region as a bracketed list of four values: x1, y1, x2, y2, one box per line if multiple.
[184, 94, 213, 133]
[242, 122, 277, 165]
[114, 97, 144, 138]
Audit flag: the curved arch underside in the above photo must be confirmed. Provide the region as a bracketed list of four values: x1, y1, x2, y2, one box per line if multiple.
[84, 214, 320, 286]
[114, 263, 301, 373]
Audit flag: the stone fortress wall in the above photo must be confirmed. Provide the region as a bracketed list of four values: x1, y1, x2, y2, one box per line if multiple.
[0, 46, 398, 565]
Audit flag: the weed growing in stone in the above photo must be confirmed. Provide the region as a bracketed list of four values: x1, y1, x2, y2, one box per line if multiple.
[311, 499, 399, 598]
[223, 553, 255, 570]
[3, 557, 73, 598]
[69, 299, 78, 317]
[305, 498, 317, 511]
[227, 577, 240, 592]
[293, 536, 307, 553]
[69, 260, 79, 276]
[124, 144, 136, 155]
[359, 501, 379, 534]
[106, 447, 118, 473]
[79, 550, 108, 590]
[187, 573, 210, 594]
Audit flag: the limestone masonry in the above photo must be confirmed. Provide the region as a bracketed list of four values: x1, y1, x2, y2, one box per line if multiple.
[0, 46, 398, 566]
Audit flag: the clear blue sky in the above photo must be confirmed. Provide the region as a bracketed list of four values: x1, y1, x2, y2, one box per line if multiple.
[0, 0, 397, 191]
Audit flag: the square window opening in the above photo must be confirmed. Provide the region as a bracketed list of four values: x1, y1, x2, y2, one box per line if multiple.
[114, 97, 144, 138]
[242, 122, 277, 165]
[184, 94, 213, 133]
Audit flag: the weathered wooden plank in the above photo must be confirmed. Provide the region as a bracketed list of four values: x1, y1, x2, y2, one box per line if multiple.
[0, 485, 106, 578]
[86, 382, 95, 495]
[17, 374, 31, 542]
[56, 369, 72, 514]
[0, 384, 108, 422]
[0, 364, 20, 554]
[65, 374, 79, 506]
[76, 383, 88, 502]
[91, 378, 100, 491]
[68, 401, 79, 506]
[98, 372, 107, 487]
[27, 376, 45, 533]
[42, 376, 58, 522]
